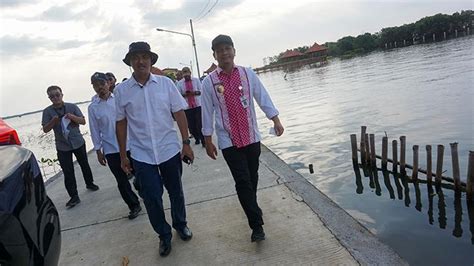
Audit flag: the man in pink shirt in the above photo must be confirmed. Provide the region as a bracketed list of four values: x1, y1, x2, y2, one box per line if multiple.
[176, 67, 205, 146]
[201, 35, 284, 242]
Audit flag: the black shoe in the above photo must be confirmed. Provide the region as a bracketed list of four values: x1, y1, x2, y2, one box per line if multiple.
[86, 184, 99, 191]
[195, 139, 200, 145]
[128, 206, 142, 220]
[159, 239, 172, 257]
[66, 195, 81, 208]
[176, 226, 193, 241]
[251, 227, 265, 242]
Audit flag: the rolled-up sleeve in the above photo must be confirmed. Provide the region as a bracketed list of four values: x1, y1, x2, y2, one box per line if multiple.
[115, 88, 126, 121]
[169, 80, 187, 112]
[249, 68, 279, 119]
[201, 77, 214, 136]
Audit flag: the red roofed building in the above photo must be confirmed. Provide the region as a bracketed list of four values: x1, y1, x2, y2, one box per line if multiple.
[279, 50, 304, 63]
[204, 63, 217, 74]
[305, 42, 328, 60]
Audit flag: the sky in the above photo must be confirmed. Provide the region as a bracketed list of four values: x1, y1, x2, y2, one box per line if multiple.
[0, 0, 472, 117]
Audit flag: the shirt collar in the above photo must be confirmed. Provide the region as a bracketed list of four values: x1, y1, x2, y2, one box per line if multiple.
[216, 64, 237, 75]
[131, 73, 158, 88]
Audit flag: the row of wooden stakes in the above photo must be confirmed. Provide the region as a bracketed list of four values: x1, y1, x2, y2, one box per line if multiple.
[350, 126, 474, 197]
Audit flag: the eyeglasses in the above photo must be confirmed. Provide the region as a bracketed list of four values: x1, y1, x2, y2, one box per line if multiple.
[48, 93, 62, 99]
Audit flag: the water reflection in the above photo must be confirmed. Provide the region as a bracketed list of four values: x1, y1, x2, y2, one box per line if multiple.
[352, 165, 474, 243]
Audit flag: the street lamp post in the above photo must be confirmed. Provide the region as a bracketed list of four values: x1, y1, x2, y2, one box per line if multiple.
[156, 19, 201, 78]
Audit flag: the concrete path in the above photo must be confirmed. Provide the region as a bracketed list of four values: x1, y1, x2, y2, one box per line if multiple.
[45, 142, 406, 265]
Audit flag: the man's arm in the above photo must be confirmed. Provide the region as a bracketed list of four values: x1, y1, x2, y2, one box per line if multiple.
[173, 110, 194, 161]
[116, 118, 131, 173]
[42, 116, 59, 133]
[65, 113, 86, 125]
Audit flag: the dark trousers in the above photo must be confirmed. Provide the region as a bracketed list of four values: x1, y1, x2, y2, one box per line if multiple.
[105, 152, 140, 211]
[132, 153, 187, 241]
[222, 142, 263, 229]
[184, 107, 204, 143]
[57, 143, 94, 198]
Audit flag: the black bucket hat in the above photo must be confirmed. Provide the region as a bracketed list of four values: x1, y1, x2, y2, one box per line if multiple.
[211, 34, 234, 51]
[122, 41, 158, 66]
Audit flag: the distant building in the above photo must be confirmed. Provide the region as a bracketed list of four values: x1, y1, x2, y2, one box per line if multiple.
[204, 63, 217, 74]
[279, 50, 304, 63]
[305, 42, 328, 61]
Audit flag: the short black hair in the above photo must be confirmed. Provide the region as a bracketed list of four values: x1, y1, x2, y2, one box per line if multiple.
[47, 85, 62, 94]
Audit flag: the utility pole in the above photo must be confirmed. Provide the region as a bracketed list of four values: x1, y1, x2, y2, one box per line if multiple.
[189, 19, 201, 78]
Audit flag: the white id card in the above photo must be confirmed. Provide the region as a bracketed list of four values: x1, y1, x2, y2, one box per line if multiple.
[240, 96, 249, 108]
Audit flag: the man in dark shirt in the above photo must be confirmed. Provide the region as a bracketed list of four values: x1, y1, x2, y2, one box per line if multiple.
[41, 85, 99, 208]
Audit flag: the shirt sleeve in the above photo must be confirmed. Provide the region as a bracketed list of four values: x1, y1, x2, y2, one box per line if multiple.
[87, 105, 102, 151]
[71, 103, 84, 117]
[168, 79, 187, 112]
[41, 108, 51, 126]
[201, 76, 215, 136]
[248, 68, 279, 119]
[115, 87, 126, 121]
[176, 80, 184, 95]
[195, 78, 203, 92]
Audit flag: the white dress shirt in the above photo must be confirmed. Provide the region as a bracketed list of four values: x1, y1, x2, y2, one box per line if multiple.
[88, 93, 125, 155]
[114, 74, 187, 165]
[176, 77, 202, 109]
[201, 65, 279, 150]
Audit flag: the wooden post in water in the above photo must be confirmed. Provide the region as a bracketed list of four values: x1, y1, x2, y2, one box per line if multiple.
[369, 134, 376, 167]
[467, 151, 474, 198]
[412, 145, 419, 181]
[360, 126, 367, 165]
[385, 43, 388, 49]
[450, 143, 461, 190]
[392, 140, 398, 173]
[436, 145, 444, 184]
[403, 40, 406, 46]
[444, 32, 446, 40]
[350, 134, 358, 164]
[365, 133, 370, 166]
[426, 145, 433, 183]
[455, 29, 458, 38]
[382, 137, 388, 170]
[400, 136, 406, 175]
[394, 42, 397, 48]
[423, 35, 425, 43]
[433, 33, 436, 42]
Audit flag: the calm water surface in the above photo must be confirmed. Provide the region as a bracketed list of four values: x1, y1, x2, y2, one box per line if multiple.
[257, 36, 473, 265]
[5, 37, 474, 265]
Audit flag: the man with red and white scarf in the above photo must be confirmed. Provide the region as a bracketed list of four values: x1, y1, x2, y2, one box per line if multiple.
[201, 34, 284, 243]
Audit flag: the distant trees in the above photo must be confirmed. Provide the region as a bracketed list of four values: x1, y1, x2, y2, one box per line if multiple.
[266, 10, 473, 64]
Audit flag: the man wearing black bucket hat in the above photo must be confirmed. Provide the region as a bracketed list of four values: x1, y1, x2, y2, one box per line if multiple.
[201, 34, 284, 243]
[114, 41, 194, 257]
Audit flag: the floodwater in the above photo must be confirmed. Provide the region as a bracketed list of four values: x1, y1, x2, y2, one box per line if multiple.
[5, 36, 474, 265]
[256, 36, 473, 265]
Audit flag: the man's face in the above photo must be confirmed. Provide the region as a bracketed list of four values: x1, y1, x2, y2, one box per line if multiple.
[92, 80, 110, 98]
[176, 71, 183, 80]
[107, 76, 116, 88]
[47, 89, 63, 105]
[213, 44, 235, 66]
[183, 69, 191, 81]
[130, 52, 151, 75]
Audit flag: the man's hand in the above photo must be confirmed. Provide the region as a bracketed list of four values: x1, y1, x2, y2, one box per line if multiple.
[272, 116, 284, 136]
[205, 140, 218, 160]
[181, 144, 194, 163]
[96, 150, 107, 166]
[121, 156, 132, 175]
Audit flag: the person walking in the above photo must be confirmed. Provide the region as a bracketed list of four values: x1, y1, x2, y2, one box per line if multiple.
[41, 85, 99, 208]
[201, 34, 284, 242]
[88, 72, 142, 219]
[176, 66, 205, 146]
[115, 41, 194, 257]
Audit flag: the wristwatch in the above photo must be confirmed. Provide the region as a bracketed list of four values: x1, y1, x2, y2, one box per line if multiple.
[182, 139, 191, 145]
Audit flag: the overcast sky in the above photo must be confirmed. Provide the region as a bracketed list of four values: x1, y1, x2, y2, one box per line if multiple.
[0, 0, 471, 117]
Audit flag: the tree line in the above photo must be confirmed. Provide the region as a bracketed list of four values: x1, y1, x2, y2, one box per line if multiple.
[267, 10, 473, 64]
